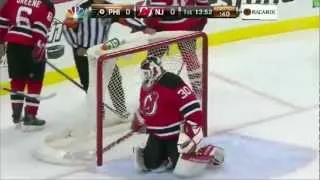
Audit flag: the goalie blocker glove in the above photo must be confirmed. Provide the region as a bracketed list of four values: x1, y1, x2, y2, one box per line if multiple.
[131, 110, 146, 133]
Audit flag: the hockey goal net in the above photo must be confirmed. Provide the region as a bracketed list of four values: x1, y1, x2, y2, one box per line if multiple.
[34, 31, 208, 166]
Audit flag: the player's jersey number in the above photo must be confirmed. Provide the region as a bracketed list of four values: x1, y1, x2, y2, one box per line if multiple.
[16, 6, 32, 28]
[177, 85, 192, 99]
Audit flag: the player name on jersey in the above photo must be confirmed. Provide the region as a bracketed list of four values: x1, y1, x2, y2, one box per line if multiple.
[91, 4, 238, 18]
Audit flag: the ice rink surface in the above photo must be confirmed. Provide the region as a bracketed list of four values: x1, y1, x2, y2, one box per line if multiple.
[0, 29, 319, 179]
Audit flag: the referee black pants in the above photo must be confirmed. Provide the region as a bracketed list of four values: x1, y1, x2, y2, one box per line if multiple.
[72, 48, 89, 92]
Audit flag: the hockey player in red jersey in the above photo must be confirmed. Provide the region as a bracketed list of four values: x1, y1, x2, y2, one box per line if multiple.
[0, 0, 55, 130]
[131, 56, 224, 177]
[140, 0, 209, 98]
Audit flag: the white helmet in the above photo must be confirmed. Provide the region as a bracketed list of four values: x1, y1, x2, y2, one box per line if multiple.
[140, 55, 164, 88]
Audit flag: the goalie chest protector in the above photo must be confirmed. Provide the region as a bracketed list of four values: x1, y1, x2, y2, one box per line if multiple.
[139, 72, 202, 140]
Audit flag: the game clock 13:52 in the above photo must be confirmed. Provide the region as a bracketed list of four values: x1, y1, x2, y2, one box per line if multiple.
[194, 7, 213, 17]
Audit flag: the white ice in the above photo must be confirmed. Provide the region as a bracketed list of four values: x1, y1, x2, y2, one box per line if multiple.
[0, 29, 318, 179]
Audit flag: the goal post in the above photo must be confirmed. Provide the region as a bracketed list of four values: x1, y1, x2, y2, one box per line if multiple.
[33, 31, 208, 166]
[93, 31, 209, 166]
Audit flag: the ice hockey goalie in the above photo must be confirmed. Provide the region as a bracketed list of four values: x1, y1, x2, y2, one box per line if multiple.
[130, 56, 224, 177]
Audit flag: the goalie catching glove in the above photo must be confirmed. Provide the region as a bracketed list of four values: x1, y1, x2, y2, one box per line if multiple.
[177, 120, 204, 154]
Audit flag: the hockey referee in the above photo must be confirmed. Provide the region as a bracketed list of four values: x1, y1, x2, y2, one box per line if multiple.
[62, 0, 155, 118]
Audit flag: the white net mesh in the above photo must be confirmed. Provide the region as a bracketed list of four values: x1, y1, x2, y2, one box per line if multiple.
[34, 31, 207, 165]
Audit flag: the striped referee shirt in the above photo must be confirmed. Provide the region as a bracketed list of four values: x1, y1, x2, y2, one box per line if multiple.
[63, 1, 146, 49]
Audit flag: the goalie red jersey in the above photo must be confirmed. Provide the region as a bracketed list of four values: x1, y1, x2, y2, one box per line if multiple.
[0, 0, 55, 46]
[140, 0, 208, 31]
[139, 72, 203, 140]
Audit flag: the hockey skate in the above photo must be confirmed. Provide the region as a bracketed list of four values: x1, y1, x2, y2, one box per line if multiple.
[22, 114, 46, 132]
[11, 105, 23, 128]
[12, 115, 22, 128]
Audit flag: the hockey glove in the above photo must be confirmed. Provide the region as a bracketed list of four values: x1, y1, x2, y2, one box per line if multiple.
[63, 17, 79, 29]
[32, 40, 46, 62]
[177, 120, 204, 154]
[0, 42, 5, 59]
[131, 110, 146, 133]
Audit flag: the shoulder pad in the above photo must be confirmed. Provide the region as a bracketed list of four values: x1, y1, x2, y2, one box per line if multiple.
[159, 72, 184, 89]
[41, 0, 54, 11]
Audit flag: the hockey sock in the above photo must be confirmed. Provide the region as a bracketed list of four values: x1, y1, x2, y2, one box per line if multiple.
[25, 80, 43, 116]
[10, 79, 27, 119]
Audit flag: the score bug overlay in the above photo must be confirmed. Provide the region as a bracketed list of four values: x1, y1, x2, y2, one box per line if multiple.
[91, 3, 238, 18]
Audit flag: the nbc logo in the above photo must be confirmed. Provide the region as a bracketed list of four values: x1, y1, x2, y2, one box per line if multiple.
[66, 5, 87, 20]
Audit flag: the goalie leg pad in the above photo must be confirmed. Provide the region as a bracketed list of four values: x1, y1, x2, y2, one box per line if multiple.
[173, 154, 207, 178]
[203, 145, 224, 166]
[185, 145, 225, 165]
[133, 147, 148, 172]
[173, 145, 225, 177]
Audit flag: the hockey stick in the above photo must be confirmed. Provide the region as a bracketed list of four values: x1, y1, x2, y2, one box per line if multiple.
[46, 61, 127, 118]
[0, 86, 57, 101]
[53, 17, 64, 25]
[103, 130, 135, 153]
[63, 130, 135, 161]
[46, 60, 86, 92]
[46, 61, 129, 120]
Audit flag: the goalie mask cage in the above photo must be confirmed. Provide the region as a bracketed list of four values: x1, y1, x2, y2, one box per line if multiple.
[95, 31, 208, 166]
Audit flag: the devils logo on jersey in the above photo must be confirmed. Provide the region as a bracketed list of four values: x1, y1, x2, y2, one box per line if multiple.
[141, 91, 159, 116]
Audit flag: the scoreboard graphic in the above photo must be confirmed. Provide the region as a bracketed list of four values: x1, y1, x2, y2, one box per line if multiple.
[90, 4, 238, 18]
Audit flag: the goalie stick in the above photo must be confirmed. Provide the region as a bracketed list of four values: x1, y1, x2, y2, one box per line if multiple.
[63, 130, 135, 161]
[103, 130, 134, 152]
[0, 86, 57, 101]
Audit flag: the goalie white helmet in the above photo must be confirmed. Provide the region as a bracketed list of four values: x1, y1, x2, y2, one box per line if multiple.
[140, 55, 165, 88]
